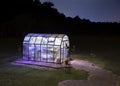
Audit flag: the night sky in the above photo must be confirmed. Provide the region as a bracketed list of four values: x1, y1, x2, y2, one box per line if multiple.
[41, 0, 120, 22]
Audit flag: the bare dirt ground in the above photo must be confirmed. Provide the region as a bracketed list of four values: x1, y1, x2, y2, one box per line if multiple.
[58, 59, 118, 86]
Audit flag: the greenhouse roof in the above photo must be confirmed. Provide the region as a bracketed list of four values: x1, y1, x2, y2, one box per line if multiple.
[23, 33, 69, 46]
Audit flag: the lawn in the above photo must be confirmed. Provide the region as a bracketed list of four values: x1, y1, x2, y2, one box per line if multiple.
[69, 34, 120, 76]
[0, 37, 88, 86]
[0, 64, 88, 86]
[0, 34, 120, 86]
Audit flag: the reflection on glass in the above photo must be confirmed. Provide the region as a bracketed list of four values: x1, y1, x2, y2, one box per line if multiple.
[35, 37, 42, 44]
[41, 38, 48, 44]
[55, 38, 62, 45]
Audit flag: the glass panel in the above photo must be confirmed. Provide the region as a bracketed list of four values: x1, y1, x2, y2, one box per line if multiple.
[48, 37, 55, 45]
[54, 46, 61, 63]
[61, 42, 64, 48]
[29, 44, 35, 60]
[55, 38, 62, 45]
[50, 34, 57, 38]
[61, 41, 69, 49]
[41, 37, 48, 44]
[30, 37, 36, 44]
[57, 34, 64, 38]
[41, 45, 47, 62]
[64, 40, 69, 48]
[23, 44, 29, 60]
[47, 45, 54, 62]
[61, 48, 64, 62]
[63, 42, 67, 58]
[23, 37, 30, 43]
[35, 37, 42, 44]
[35, 45, 41, 61]
[27, 33, 33, 37]
[63, 35, 68, 41]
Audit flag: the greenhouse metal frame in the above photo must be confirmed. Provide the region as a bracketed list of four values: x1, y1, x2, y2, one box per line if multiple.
[23, 33, 69, 64]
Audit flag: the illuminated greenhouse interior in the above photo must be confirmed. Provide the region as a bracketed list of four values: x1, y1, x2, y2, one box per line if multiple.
[23, 33, 69, 64]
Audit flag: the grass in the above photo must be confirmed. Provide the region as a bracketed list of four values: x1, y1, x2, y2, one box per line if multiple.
[70, 34, 120, 76]
[0, 64, 88, 86]
[72, 54, 106, 68]
[0, 37, 88, 86]
[0, 35, 120, 85]
[71, 51, 120, 76]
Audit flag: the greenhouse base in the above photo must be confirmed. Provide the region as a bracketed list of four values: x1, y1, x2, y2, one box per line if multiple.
[12, 59, 71, 69]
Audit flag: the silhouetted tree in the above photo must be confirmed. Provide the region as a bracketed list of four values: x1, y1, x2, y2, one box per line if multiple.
[0, 0, 120, 37]
[74, 16, 80, 20]
[33, 0, 41, 7]
[42, 1, 54, 8]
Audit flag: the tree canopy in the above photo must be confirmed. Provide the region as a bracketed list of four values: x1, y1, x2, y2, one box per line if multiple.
[0, 0, 120, 37]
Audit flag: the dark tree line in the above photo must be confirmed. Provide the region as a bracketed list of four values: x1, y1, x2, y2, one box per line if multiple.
[0, 0, 120, 38]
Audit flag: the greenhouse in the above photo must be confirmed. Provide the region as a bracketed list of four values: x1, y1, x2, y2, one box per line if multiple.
[23, 33, 70, 64]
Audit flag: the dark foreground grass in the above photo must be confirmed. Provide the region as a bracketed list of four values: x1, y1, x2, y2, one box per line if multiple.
[0, 64, 88, 86]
